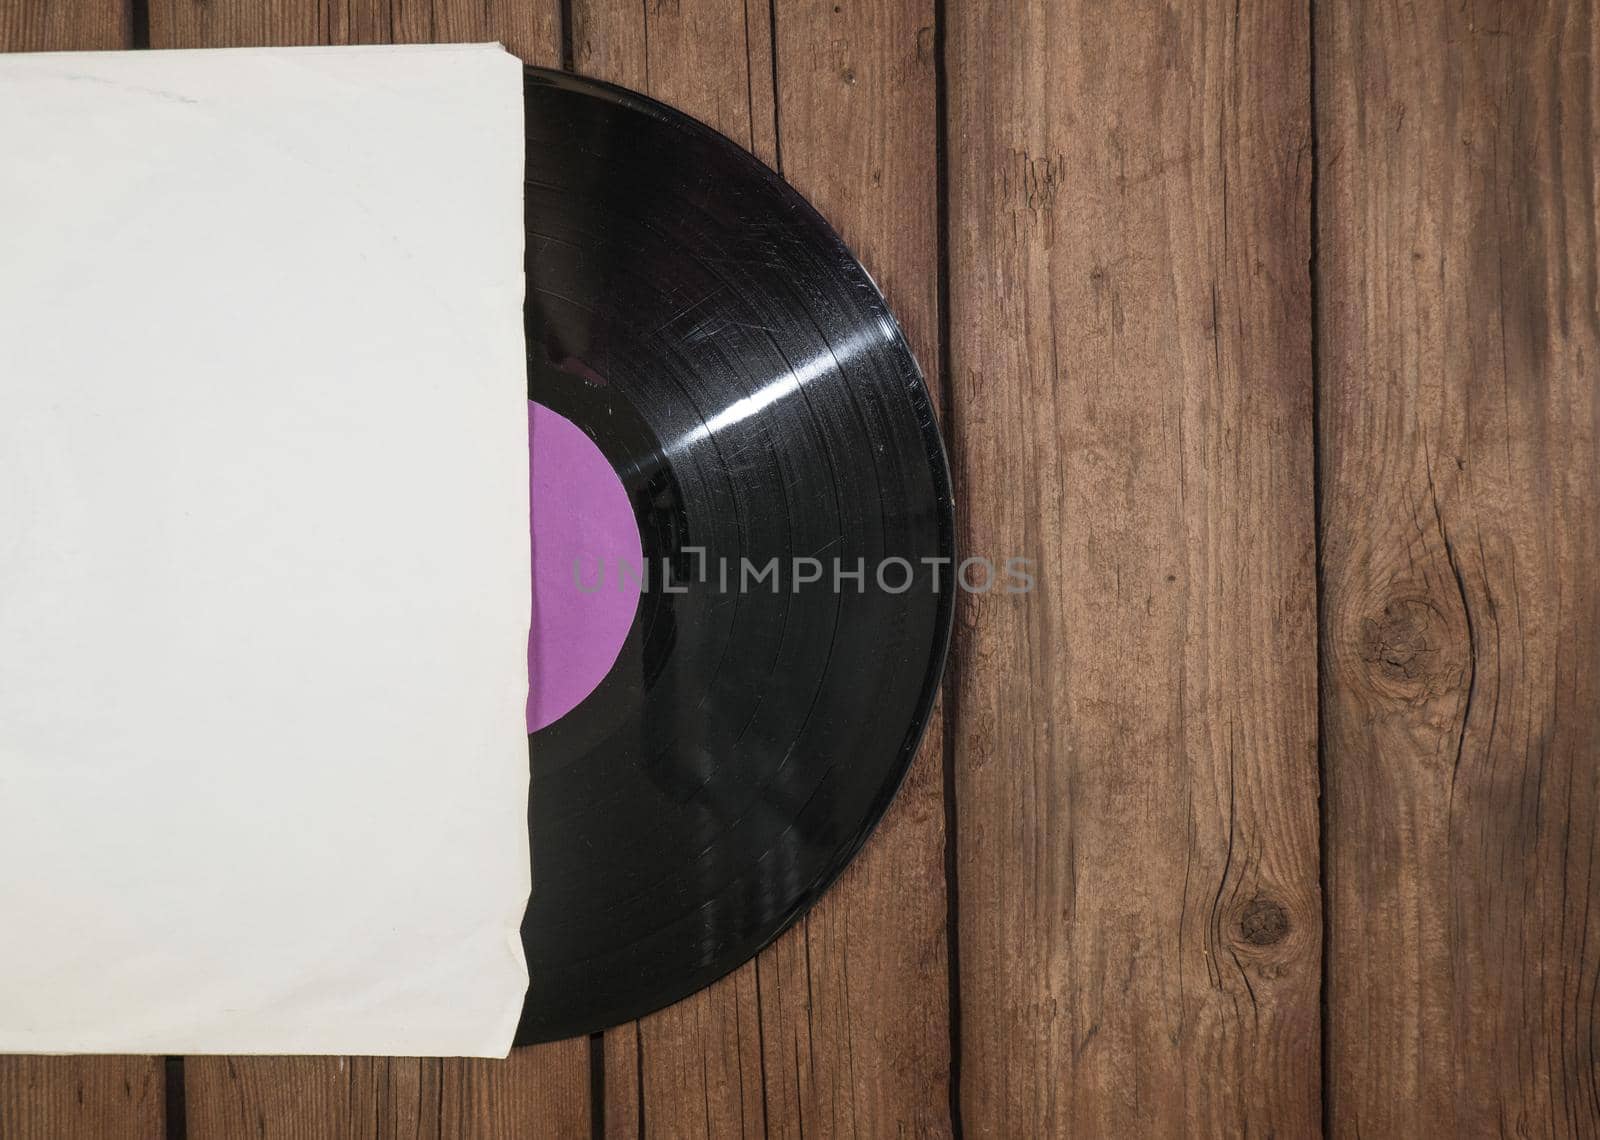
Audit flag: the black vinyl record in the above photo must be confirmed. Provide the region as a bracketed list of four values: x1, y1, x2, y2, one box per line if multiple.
[518, 67, 955, 1043]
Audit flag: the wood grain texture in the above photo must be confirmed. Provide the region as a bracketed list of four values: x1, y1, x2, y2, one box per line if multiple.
[945, 1, 1320, 1136]
[572, 0, 773, 161]
[0, 0, 127, 50]
[178, 1049, 592, 1140]
[136, 4, 587, 1138]
[0, 1055, 166, 1140]
[149, 0, 558, 60]
[573, 0, 950, 1135]
[0, 16, 168, 1140]
[1318, 0, 1600, 1134]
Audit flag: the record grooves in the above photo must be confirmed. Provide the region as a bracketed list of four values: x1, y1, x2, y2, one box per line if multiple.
[518, 68, 954, 1043]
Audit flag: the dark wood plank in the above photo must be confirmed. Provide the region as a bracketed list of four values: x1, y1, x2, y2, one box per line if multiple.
[0, 14, 170, 1140]
[945, 1, 1320, 1134]
[1318, 0, 1600, 1133]
[0, 1055, 166, 1140]
[0, 0, 128, 50]
[179, 1048, 593, 1140]
[149, 0, 558, 59]
[574, 0, 774, 163]
[573, 0, 950, 1135]
[438, 1039, 590, 1140]
[182, 1057, 426, 1140]
[135, 4, 588, 1137]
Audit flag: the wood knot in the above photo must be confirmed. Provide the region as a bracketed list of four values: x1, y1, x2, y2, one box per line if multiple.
[1238, 898, 1289, 946]
[1356, 595, 1461, 697]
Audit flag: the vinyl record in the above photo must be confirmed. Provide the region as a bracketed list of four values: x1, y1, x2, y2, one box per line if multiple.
[518, 67, 955, 1043]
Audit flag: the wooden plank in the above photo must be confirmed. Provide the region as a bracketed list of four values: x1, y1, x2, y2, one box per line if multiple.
[0, 0, 128, 50]
[149, 0, 559, 59]
[0, 1055, 166, 1140]
[573, 0, 774, 164]
[573, 0, 950, 1135]
[0, 14, 170, 1140]
[438, 1043, 591, 1139]
[182, 1057, 426, 1139]
[137, 4, 589, 1138]
[945, 2, 1320, 1135]
[179, 1048, 593, 1140]
[1318, 0, 1600, 1134]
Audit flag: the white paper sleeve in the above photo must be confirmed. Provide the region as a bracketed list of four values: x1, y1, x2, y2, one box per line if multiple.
[0, 44, 531, 1057]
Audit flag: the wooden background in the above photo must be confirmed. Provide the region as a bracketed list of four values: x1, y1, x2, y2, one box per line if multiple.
[1, 0, 1596, 1135]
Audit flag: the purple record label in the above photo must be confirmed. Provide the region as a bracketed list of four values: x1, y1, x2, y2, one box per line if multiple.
[527, 400, 642, 733]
